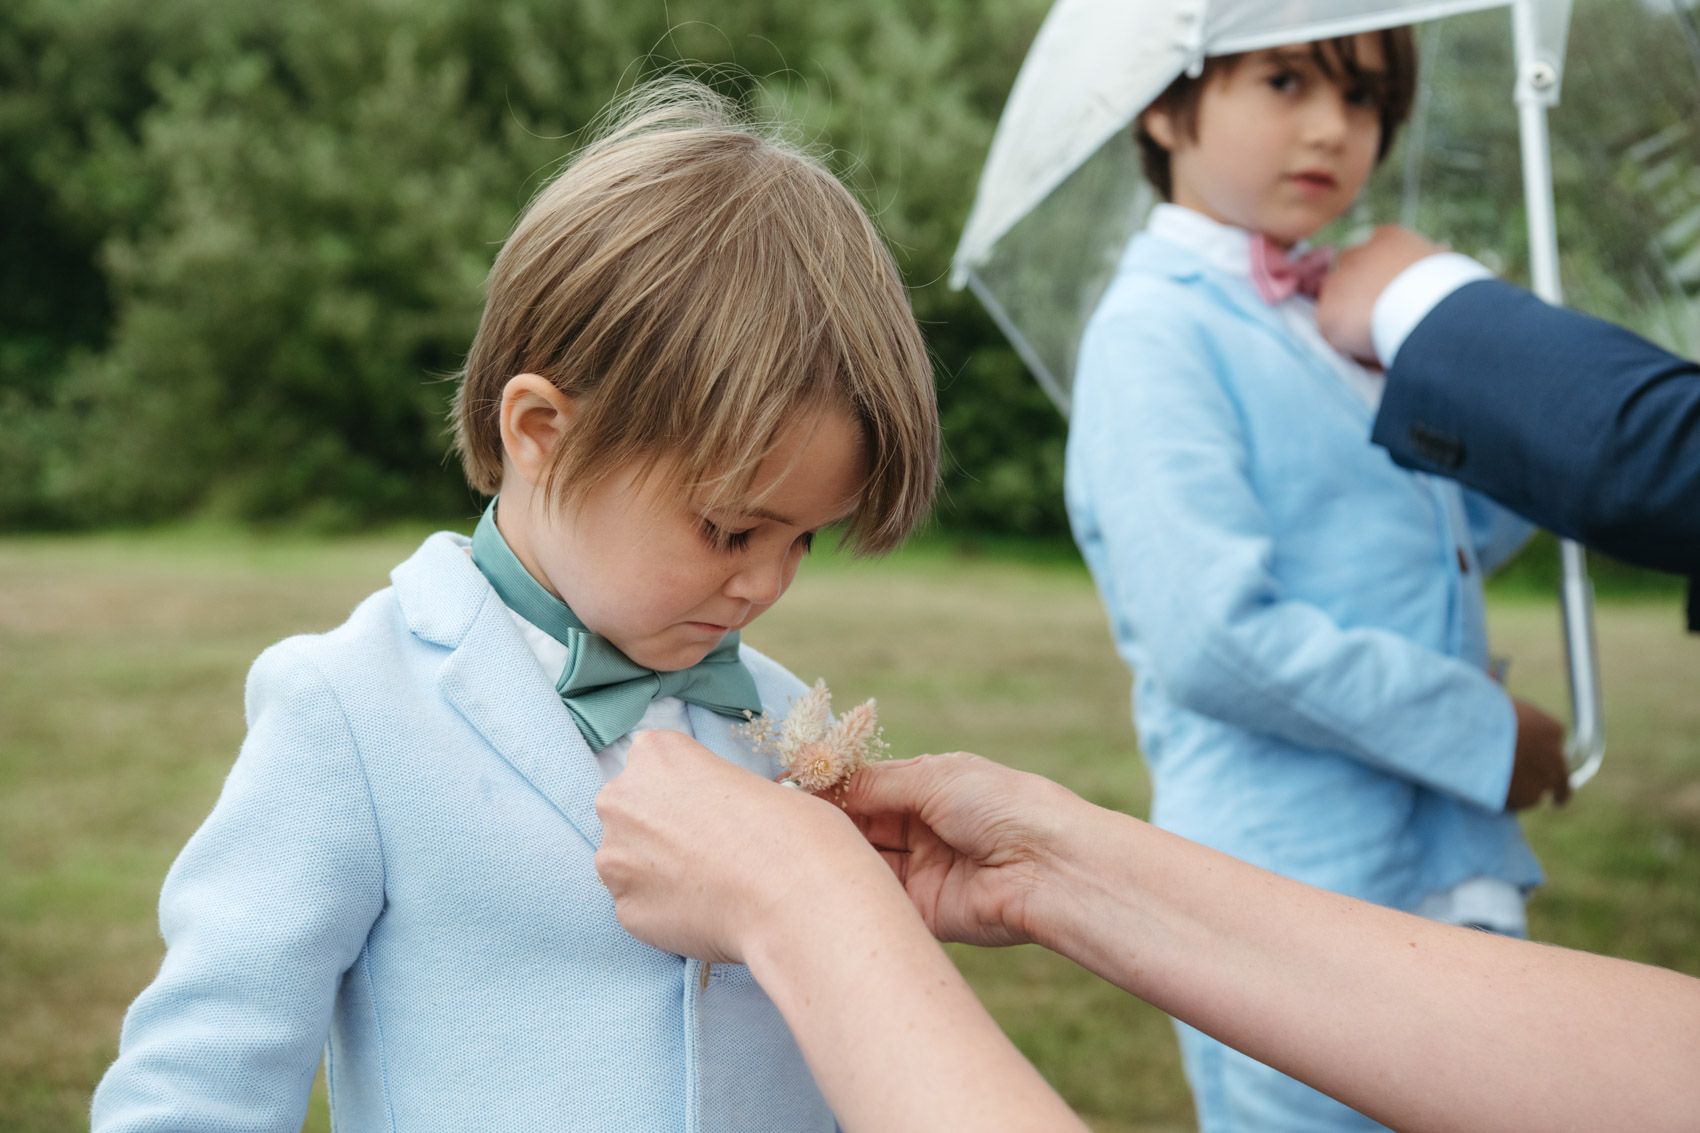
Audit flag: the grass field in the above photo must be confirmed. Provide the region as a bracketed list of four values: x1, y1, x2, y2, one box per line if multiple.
[3, 528, 1696, 1132]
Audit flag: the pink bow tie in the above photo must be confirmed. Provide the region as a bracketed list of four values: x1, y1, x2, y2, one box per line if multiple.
[1250, 235, 1333, 304]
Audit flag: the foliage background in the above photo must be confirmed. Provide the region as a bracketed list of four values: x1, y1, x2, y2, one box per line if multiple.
[0, 0, 1065, 535]
[5, 0, 1696, 558]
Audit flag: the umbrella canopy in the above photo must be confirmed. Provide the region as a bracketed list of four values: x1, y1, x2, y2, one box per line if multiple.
[952, 0, 1695, 409]
[955, 0, 1542, 289]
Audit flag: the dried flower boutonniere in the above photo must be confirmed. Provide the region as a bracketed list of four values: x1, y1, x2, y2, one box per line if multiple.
[738, 678, 889, 793]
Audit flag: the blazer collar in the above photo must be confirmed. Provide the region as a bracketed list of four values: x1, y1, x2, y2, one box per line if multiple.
[686, 701, 782, 780]
[392, 532, 606, 850]
[1122, 231, 1287, 334]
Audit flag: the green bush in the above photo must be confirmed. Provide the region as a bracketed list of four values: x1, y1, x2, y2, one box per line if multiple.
[3, 0, 1693, 547]
[0, 0, 1069, 533]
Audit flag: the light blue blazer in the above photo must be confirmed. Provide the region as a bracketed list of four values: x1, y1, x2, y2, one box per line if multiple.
[92, 532, 836, 1133]
[1065, 233, 1542, 909]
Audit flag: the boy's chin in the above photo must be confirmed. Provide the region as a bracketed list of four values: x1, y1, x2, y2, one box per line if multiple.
[626, 638, 724, 673]
[1266, 222, 1326, 247]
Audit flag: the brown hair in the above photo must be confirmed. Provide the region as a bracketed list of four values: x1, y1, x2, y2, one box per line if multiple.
[452, 79, 938, 554]
[1136, 29, 1418, 201]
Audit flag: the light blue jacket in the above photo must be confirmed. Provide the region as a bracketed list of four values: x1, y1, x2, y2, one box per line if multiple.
[92, 532, 835, 1133]
[1065, 233, 1542, 909]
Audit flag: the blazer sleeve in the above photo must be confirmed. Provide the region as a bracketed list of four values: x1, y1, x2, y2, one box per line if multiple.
[1071, 301, 1515, 811]
[1374, 278, 1700, 575]
[92, 638, 386, 1133]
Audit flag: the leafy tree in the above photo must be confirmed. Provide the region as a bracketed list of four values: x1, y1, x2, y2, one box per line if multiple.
[2, 0, 1691, 547]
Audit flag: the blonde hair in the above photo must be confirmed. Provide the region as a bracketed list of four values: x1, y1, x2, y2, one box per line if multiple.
[452, 79, 938, 554]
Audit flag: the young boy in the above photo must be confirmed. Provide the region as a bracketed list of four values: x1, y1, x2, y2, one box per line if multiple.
[1064, 30, 1569, 1130]
[92, 81, 938, 1132]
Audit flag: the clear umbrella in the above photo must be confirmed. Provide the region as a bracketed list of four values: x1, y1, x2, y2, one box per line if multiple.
[954, 0, 1700, 787]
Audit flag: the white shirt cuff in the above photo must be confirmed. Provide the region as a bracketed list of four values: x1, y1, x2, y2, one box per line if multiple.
[1372, 253, 1493, 366]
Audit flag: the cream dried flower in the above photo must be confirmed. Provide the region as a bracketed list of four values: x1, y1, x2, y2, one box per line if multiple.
[739, 679, 889, 793]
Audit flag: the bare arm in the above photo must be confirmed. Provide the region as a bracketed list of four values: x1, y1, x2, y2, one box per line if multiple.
[849, 755, 1700, 1133]
[593, 732, 1085, 1133]
[595, 733, 1700, 1131]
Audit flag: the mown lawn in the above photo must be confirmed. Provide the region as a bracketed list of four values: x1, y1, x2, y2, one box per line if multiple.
[3, 528, 1695, 1132]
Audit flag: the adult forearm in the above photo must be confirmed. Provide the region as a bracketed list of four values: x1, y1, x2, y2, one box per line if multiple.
[1027, 801, 1700, 1131]
[745, 852, 1086, 1133]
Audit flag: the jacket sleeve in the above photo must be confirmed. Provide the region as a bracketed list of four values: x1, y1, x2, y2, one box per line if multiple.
[91, 638, 386, 1133]
[1375, 278, 1700, 575]
[1069, 301, 1515, 811]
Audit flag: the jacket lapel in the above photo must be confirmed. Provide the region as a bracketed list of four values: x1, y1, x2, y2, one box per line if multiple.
[393, 532, 606, 851]
[1126, 234, 1372, 422]
[686, 703, 782, 779]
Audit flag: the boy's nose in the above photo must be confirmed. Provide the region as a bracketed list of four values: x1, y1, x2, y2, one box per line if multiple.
[725, 553, 790, 607]
[1304, 92, 1351, 145]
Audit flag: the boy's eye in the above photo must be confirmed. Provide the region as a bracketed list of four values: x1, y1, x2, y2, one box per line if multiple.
[798, 531, 816, 554]
[1266, 69, 1299, 93]
[1345, 85, 1380, 109]
[698, 517, 754, 552]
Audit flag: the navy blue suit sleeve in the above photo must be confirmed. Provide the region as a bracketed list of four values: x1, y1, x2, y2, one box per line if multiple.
[1373, 278, 1700, 576]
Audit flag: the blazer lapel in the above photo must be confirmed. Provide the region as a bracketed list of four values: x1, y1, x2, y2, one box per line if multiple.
[1129, 234, 1372, 423]
[393, 532, 606, 851]
[686, 703, 782, 779]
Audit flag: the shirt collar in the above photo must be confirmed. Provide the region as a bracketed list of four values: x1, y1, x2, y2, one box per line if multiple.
[1147, 205, 1321, 287]
[1147, 204, 1256, 280]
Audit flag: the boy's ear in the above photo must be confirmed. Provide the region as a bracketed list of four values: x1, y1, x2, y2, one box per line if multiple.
[1140, 105, 1176, 151]
[498, 374, 576, 487]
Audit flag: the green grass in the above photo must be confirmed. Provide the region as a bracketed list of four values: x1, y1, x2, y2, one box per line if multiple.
[3, 528, 1696, 1132]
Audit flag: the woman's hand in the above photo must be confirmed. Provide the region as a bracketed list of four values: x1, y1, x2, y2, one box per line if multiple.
[594, 729, 880, 963]
[601, 739, 1091, 1133]
[842, 753, 1084, 949]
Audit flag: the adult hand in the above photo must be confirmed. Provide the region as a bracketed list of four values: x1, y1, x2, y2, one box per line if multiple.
[595, 729, 878, 963]
[842, 753, 1084, 949]
[1505, 696, 1571, 810]
[1316, 225, 1446, 365]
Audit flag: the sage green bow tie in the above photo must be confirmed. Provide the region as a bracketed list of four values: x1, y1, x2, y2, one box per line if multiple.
[470, 501, 762, 752]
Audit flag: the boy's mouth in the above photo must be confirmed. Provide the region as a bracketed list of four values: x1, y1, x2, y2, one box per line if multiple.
[1288, 169, 1339, 192]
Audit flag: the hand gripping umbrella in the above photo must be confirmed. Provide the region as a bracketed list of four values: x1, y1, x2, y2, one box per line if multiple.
[954, 0, 1700, 788]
